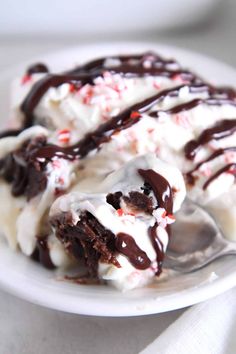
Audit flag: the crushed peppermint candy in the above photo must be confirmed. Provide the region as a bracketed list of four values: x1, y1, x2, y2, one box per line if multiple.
[224, 151, 236, 164]
[227, 167, 236, 175]
[69, 83, 80, 93]
[117, 208, 124, 216]
[21, 74, 32, 85]
[57, 129, 71, 144]
[153, 208, 175, 228]
[52, 159, 61, 169]
[199, 165, 212, 177]
[130, 111, 141, 119]
[116, 208, 135, 217]
[153, 81, 161, 90]
[173, 113, 191, 129]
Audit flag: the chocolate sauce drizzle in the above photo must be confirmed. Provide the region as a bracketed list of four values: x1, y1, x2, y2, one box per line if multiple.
[184, 119, 236, 160]
[1, 51, 235, 138]
[68, 52, 179, 74]
[115, 232, 151, 270]
[18, 52, 205, 129]
[0, 129, 22, 139]
[138, 169, 173, 275]
[185, 147, 236, 187]
[1, 53, 236, 204]
[26, 63, 49, 75]
[21, 73, 93, 128]
[138, 169, 173, 213]
[31, 237, 55, 269]
[28, 84, 232, 162]
[149, 98, 236, 118]
[203, 163, 236, 190]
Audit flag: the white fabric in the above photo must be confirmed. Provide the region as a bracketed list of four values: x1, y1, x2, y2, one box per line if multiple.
[0, 290, 185, 354]
[140, 287, 236, 354]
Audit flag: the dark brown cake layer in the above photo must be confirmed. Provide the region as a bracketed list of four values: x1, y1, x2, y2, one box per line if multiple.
[51, 211, 120, 277]
[0, 136, 47, 200]
[49, 167, 174, 276]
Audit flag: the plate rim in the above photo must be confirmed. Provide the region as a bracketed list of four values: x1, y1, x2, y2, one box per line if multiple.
[0, 254, 236, 317]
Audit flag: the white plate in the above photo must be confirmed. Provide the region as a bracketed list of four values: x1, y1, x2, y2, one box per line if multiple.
[0, 42, 236, 317]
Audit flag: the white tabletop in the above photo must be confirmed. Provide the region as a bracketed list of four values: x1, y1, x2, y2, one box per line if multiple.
[0, 1, 235, 353]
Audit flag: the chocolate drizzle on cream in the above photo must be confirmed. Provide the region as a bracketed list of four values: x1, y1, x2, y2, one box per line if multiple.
[1, 53, 236, 203]
[31, 236, 55, 269]
[0, 129, 22, 139]
[138, 169, 173, 213]
[184, 119, 236, 160]
[138, 169, 173, 275]
[26, 63, 49, 75]
[21, 73, 93, 128]
[115, 232, 151, 270]
[28, 84, 233, 162]
[19, 52, 204, 128]
[149, 98, 236, 118]
[1, 52, 235, 136]
[203, 163, 236, 190]
[68, 52, 180, 74]
[185, 147, 236, 188]
[184, 116, 236, 190]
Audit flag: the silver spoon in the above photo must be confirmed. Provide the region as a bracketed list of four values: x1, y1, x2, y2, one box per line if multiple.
[164, 199, 236, 273]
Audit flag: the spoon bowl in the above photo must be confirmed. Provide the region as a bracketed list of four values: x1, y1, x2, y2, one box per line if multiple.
[164, 199, 236, 272]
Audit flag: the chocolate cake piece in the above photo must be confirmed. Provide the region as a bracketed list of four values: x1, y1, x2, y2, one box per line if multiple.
[123, 191, 154, 214]
[50, 190, 154, 276]
[31, 236, 55, 270]
[51, 210, 120, 277]
[0, 136, 47, 200]
[48, 152, 186, 287]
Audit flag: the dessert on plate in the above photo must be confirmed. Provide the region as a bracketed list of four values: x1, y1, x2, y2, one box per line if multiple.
[0, 52, 235, 290]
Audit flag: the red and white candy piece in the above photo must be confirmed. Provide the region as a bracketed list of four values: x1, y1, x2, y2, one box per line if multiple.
[21, 74, 32, 85]
[57, 129, 71, 144]
[173, 113, 191, 129]
[153, 208, 175, 228]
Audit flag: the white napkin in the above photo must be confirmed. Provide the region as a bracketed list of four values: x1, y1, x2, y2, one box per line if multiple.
[140, 287, 236, 354]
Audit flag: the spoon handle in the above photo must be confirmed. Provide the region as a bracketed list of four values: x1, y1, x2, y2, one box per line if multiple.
[182, 242, 236, 273]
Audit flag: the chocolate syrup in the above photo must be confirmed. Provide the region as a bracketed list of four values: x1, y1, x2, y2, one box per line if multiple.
[21, 73, 94, 128]
[150, 98, 236, 118]
[185, 147, 236, 187]
[27, 85, 236, 164]
[28, 84, 210, 161]
[138, 169, 173, 275]
[1, 53, 236, 202]
[32, 237, 55, 269]
[19, 50, 205, 129]
[115, 232, 151, 270]
[0, 129, 22, 139]
[68, 52, 179, 74]
[148, 226, 165, 276]
[138, 169, 173, 213]
[203, 163, 236, 190]
[26, 63, 49, 75]
[184, 119, 236, 160]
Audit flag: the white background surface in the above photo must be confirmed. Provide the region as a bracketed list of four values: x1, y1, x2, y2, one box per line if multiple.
[0, 0, 236, 353]
[0, 0, 220, 35]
